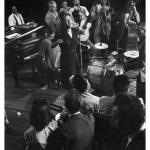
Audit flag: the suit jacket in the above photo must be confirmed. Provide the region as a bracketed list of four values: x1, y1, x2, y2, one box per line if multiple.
[123, 130, 145, 150]
[45, 10, 60, 34]
[46, 113, 95, 150]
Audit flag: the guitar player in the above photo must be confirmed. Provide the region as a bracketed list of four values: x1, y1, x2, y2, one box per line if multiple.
[69, 0, 89, 25]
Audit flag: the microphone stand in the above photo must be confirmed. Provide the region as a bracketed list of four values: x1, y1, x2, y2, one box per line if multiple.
[78, 33, 83, 75]
[136, 39, 145, 98]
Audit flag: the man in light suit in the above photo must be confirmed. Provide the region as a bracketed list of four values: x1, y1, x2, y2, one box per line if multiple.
[45, 1, 60, 35]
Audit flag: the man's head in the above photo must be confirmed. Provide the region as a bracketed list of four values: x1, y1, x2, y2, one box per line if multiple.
[61, 0, 68, 9]
[11, 6, 17, 14]
[127, 0, 135, 13]
[73, 0, 80, 6]
[48, 1, 57, 12]
[30, 99, 53, 131]
[70, 74, 90, 93]
[111, 94, 145, 135]
[45, 25, 55, 39]
[113, 75, 130, 95]
[64, 90, 81, 114]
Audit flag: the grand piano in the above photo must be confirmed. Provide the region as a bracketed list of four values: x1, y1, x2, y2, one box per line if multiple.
[5, 23, 45, 85]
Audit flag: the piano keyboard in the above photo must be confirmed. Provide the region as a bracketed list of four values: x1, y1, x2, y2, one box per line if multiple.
[24, 52, 39, 61]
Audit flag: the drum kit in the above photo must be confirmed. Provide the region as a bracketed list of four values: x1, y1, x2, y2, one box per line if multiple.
[85, 42, 126, 95]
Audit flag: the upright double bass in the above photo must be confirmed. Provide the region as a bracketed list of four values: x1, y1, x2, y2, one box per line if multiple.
[117, 1, 139, 52]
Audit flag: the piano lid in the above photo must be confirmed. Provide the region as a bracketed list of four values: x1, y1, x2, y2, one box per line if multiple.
[5, 25, 44, 46]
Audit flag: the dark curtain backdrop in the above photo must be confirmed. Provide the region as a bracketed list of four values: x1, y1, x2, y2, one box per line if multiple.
[5, 0, 145, 26]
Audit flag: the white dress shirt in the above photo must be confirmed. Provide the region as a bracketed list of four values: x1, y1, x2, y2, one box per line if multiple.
[8, 13, 25, 30]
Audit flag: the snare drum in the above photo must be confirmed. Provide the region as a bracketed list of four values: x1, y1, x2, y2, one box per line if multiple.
[93, 43, 108, 57]
[87, 59, 124, 95]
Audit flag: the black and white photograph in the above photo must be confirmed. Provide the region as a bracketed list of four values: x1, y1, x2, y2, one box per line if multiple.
[4, 0, 146, 150]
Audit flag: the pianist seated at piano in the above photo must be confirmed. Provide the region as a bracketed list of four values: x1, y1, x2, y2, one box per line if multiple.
[8, 5, 37, 31]
[8, 6, 25, 31]
[38, 30, 63, 90]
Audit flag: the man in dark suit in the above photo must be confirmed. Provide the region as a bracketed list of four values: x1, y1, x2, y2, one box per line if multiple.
[46, 90, 95, 150]
[111, 94, 145, 150]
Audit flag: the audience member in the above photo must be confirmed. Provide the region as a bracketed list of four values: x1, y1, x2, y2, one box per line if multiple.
[99, 75, 130, 115]
[70, 74, 100, 111]
[46, 90, 95, 150]
[24, 99, 57, 150]
[99, 75, 144, 115]
[111, 94, 145, 150]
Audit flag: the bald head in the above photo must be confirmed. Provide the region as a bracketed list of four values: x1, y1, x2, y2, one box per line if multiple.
[48, 1, 57, 12]
[11, 6, 17, 14]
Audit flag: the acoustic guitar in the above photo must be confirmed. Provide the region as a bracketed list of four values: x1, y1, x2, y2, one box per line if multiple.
[78, 19, 92, 42]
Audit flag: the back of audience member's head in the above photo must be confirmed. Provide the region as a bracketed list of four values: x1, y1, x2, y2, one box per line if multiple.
[64, 90, 81, 114]
[111, 94, 145, 135]
[30, 99, 52, 132]
[70, 74, 88, 93]
[113, 75, 130, 95]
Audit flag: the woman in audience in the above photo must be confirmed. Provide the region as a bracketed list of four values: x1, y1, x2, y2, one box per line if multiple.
[69, 74, 100, 112]
[111, 94, 145, 150]
[24, 99, 57, 150]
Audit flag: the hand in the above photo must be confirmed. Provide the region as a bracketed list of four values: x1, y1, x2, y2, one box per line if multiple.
[83, 24, 87, 29]
[133, 5, 137, 13]
[79, 30, 85, 35]
[48, 120, 58, 131]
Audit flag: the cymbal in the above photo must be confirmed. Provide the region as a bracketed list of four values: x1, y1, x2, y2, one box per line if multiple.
[95, 42, 108, 49]
[124, 51, 139, 58]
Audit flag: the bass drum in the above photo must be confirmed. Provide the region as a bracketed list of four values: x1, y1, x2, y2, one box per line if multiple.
[87, 59, 124, 95]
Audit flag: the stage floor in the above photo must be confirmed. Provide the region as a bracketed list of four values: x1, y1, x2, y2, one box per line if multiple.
[5, 65, 145, 150]
[5, 75, 67, 150]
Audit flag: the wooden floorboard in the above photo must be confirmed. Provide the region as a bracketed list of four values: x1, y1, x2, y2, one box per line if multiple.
[5, 76, 66, 150]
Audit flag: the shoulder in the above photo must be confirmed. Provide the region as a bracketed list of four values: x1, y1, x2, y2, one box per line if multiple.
[99, 95, 115, 104]
[69, 7, 75, 13]
[81, 6, 87, 10]
[8, 14, 14, 19]
[81, 92, 100, 102]
[24, 126, 36, 139]
[45, 11, 52, 17]
[128, 130, 145, 150]
[18, 13, 23, 16]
